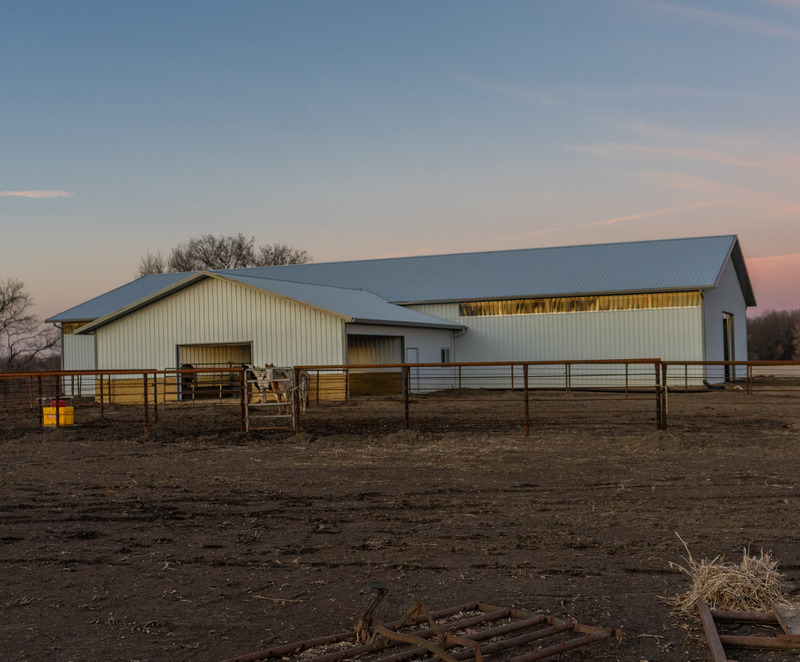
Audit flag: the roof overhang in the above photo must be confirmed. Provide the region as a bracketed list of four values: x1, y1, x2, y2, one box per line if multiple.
[74, 271, 354, 334]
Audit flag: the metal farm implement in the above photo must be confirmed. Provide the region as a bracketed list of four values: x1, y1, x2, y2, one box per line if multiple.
[224, 584, 621, 662]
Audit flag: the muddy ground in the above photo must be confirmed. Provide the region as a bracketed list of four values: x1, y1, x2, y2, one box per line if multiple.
[1, 387, 799, 661]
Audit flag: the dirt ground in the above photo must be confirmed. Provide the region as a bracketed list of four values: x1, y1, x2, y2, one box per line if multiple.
[1, 389, 799, 661]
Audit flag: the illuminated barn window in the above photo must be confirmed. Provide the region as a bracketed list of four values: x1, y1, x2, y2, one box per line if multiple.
[459, 291, 701, 317]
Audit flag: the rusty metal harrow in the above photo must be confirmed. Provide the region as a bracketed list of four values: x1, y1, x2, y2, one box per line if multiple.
[224, 585, 621, 662]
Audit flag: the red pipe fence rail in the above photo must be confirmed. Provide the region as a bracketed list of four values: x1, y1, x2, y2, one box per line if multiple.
[1, 360, 798, 436]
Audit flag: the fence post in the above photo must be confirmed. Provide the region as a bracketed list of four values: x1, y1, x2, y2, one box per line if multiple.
[142, 372, 149, 434]
[54, 377, 61, 428]
[240, 369, 247, 432]
[36, 376, 43, 424]
[660, 363, 668, 430]
[293, 369, 301, 436]
[153, 372, 158, 422]
[523, 364, 530, 437]
[655, 362, 662, 430]
[403, 365, 410, 429]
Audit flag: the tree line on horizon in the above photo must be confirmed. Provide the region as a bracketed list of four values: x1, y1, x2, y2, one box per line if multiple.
[136, 233, 311, 277]
[747, 309, 800, 361]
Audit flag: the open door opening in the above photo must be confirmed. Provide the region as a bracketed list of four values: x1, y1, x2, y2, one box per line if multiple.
[722, 312, 735, 381]
[177, 343, 252, 400]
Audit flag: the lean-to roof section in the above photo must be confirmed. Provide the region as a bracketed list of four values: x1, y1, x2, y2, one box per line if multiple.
[47, 271, 191, 324]
[67, 272, 463, 334]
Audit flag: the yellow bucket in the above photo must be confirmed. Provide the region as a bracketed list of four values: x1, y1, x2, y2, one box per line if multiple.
[43, 406, 74, 426]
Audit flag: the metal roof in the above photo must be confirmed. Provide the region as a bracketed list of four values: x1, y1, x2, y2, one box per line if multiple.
[225, 234, 755, 305]
[225, 274, 465, 329]
[69, 272, 465, 333]
[47, 234, 756, 326]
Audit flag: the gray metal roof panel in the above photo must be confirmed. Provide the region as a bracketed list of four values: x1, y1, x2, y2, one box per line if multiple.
[224, 235, 748, 303]
[48, 235, 755, 324]
[46, 271, 192, 323]
[225, 274, 464, 329]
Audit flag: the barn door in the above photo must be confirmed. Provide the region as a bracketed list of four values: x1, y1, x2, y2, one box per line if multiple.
[176, 343, 252, 400]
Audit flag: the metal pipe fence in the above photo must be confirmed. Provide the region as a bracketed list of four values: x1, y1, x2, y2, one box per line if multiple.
[1, 360, 798, 436]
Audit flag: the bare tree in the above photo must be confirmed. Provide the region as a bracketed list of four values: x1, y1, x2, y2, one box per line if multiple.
[794, 318, 800, 361]
[136, 250, 167, 277]
[257, 243, 311, 266]
[0, 279, 60, 371]
[747, 309, 800, 360]
[136, 234, 311, 277]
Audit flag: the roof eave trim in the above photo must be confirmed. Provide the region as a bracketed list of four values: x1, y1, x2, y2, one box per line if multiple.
[350, 318, 466, 330]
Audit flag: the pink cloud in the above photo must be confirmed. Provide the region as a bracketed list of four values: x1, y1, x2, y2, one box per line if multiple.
[0, 190, 75, 199]
[746, 253, 800, 315]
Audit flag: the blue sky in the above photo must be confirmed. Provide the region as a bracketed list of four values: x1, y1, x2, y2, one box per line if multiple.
[2, 0, 800, 319]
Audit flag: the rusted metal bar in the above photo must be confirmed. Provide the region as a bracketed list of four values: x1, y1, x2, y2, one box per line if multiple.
[143, 372, 149, 434]
[660, 362, 668, 430]
[37, 376, 43, 425]
[506, 627, 616, 662]
[414, 620, 567, 662]
[711, 608, 778, 624]
[718, 634, 800, 650]
[240, 369, 247, 432]
[153, 374, 158, 422]
[654, 362, 662, 429]
[403, 365, 410, 429]
[354, 614, 558, 662]
[54, 378, 61, 428]
[293, 369, 301, 436]
[523, 363, 529, 438]
[224, 603, 483, 662]
[698, 601, 727, 662]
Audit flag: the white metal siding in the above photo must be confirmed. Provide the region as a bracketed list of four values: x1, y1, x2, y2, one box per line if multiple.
[94, 278, 346, 369]
[408, 303, 703, 363]
[345, 323, 454, 364]
[703, 258, 748, 376]
[62, 334, 96, 370]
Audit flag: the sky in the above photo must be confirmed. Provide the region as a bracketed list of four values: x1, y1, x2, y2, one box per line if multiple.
[2, 0, 800, 321]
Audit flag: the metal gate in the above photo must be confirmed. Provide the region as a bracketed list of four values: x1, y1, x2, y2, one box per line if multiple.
[244, 366, 296, 431]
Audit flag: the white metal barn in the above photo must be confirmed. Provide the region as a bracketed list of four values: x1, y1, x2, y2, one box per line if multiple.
[49, 235, 755, 384]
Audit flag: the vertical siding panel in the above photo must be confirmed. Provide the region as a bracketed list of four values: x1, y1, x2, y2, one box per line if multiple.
[94, 277, 346, 369]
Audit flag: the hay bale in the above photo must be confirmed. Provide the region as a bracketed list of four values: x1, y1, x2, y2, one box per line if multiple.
[666, 534, 791, 613]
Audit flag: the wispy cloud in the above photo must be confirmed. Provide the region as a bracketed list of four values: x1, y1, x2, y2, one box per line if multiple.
[762, 0, 800, 12]
[456, 74, 557, 106]
[576, 86, 769, 103]
[0, 190, 75, 199]
[649, 172, 745, 194]
[570, 141, 769, 169]
[582, 200, 723, 228]
[640, 0, 800, 40]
